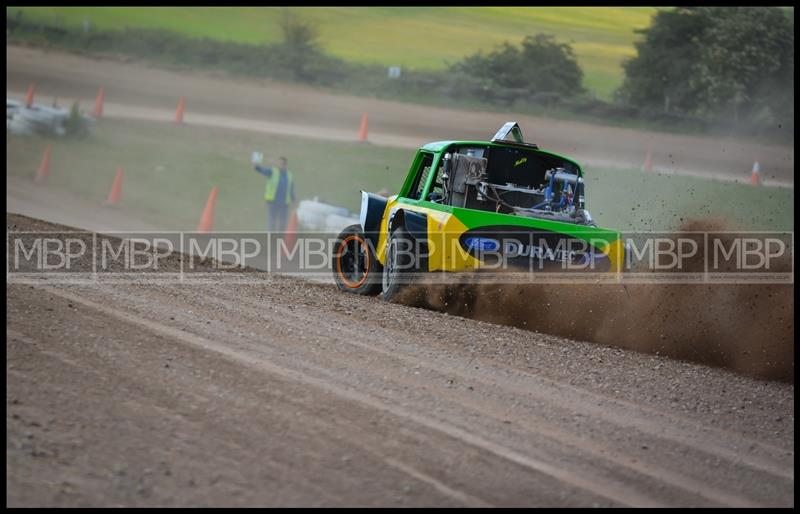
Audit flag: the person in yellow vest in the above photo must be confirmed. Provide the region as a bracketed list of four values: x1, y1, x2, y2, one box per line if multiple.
[254, 156, 296, 232]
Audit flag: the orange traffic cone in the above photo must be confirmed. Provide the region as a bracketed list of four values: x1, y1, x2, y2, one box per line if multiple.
[196, 186, 218, 233]
[34, 144, 52, 184]
[358, 112, 368, 142]
[175, 96, 186, 124]
[641, 147, 653, 172]
[103, 167, 124, 206]
[750, 161, 761, 186]
[25, 83, 35, 108]
[94, 86, 105, 118]
[282, 210, 298, 256]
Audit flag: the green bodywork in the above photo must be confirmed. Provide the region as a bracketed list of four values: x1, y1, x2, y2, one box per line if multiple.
[402, 141, 618, 243]
[370, 139, 625, 272]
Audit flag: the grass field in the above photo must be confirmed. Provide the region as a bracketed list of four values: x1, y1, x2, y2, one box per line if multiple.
[7, 6, 659, 99]
[7, 120, 413, 232]
[6, 118, 793, 234]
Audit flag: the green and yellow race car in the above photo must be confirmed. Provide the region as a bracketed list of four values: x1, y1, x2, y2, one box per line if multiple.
[331, 122, 625, 300]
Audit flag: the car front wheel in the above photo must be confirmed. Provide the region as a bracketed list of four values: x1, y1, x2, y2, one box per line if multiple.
[382, 226, 420, 302]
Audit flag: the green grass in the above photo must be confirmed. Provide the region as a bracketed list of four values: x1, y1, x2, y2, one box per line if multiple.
[7, 6, 659, 99]
[584, 168, 794, 233]
[6, 120, 414, 231]
[6, 118, 792, 233]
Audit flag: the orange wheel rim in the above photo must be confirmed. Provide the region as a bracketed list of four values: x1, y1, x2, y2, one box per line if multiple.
[336, 235, 370, 288]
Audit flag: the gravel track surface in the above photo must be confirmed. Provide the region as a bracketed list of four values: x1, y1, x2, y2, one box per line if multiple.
[6, 214, 794, 507]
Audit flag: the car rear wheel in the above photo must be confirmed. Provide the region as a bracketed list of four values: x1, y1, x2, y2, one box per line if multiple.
[332, 224, 382, 296]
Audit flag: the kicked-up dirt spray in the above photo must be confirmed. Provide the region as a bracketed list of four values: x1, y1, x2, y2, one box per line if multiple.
[398, 218, 794, 383]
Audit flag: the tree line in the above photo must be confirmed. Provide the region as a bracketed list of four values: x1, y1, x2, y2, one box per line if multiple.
[617, 7, 793, 130]
[7, 8, 794, 138]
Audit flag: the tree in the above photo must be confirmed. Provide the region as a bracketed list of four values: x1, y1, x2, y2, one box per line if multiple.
[272, 10, 324, 82]
[618, 7, 794, 127]
[453, 34, 584, 102]
[616, 8, 708, 114]
[277, 9, 320, 56]
[692, 7, 793, 123]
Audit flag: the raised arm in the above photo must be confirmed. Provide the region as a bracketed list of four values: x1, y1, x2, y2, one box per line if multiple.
[254, 164, 273, 177]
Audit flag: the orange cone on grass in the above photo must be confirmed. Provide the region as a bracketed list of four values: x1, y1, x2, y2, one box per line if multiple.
[103, 167, 124, 206]
[25, 83, 35, 108]
[641, 147, 653, 172]
[196, 186, 218, 233]
[34, 144, 52, 184]
[94, 86, 105, 118]
[282, 210, 298, 256]
[750, 161, 761, 186]
[175, 96, 186, 124]
[357, 112, 368, 142]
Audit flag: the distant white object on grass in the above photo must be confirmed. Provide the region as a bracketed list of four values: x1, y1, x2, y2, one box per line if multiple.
[388, 66, 402, 79]
[296, 198, 357, 233]
[7, 99, 92, 137]
[7, 99, 23, 119]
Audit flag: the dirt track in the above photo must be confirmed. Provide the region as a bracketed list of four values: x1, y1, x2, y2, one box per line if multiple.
[6, 214, 794, 507]
[6, 45, 794, 184]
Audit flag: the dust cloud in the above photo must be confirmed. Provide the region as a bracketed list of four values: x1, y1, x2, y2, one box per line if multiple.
[397, 218, 794, 383]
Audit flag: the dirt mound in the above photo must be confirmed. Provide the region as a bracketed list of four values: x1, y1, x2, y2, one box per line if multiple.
[398, 219, 794, 383]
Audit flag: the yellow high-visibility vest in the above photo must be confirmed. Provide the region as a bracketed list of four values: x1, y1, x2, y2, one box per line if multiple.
[264, 167, 293, 204]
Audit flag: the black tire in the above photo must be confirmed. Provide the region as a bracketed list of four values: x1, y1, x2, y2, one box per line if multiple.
[332, 224, 382, 296]
[382, 226, 425, 302]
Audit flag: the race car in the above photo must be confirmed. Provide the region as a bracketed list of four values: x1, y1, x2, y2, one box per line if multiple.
[331, 122, 625, 300]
